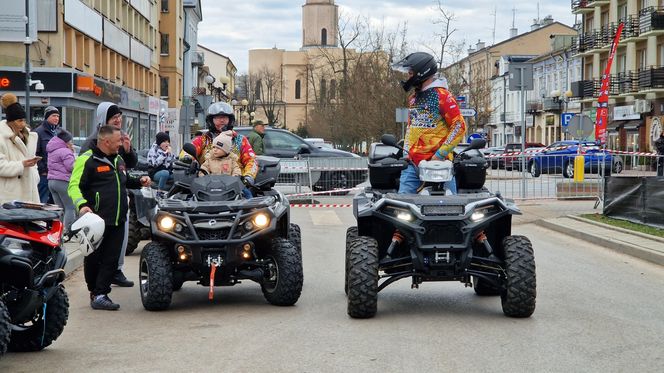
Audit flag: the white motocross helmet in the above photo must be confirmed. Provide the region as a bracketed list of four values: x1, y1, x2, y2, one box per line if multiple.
[70, 212, 105, 257]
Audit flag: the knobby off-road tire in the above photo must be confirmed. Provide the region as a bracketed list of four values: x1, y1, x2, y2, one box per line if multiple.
[261, 238, 303, 306]
[0, 300, 11, 356]
[473, 276, 501, 296]
[9, 285, 69, 352]
[347, 236, 379, 319]
[126, 210, 141, 256]
[288, 223, 302, 254]
[140, 242, 173, 311]
[501, 235, 536, 318]
[344, 226, 358, 296]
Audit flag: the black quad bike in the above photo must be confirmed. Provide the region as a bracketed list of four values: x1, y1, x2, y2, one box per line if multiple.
[0, 202, 69, 356]
[345, 135, 536, 319]
[139, 144, 303, 311]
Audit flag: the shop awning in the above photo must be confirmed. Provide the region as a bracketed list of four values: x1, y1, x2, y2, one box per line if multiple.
[607, 120, 623, 132]
[622, 120, 642, 131]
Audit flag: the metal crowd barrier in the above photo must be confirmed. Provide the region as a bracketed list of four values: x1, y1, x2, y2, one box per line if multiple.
[273, 152, 662, 203]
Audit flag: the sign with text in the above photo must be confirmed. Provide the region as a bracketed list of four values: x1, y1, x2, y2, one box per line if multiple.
[561, 112, 575, 128]
[460, 108, 477, 117]
[613, 105, 640, 120]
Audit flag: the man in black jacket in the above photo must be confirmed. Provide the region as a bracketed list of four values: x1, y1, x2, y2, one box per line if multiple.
[69, 126, 149, 310]
[33, 106, 61, 203]
[80, 102, 138, 287]
[656, 130, 664, 177]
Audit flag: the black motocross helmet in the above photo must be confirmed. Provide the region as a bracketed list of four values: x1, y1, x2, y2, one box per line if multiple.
[392, 52, 438, 92]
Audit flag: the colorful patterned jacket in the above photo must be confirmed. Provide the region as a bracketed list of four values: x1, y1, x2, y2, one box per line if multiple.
[404, 79, 466, 165]
[189, 130, 258, 178]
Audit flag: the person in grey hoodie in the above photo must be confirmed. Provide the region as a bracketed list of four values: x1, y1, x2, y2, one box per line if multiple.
[47, 129, 76, 233]
[80, 102, 138, 287]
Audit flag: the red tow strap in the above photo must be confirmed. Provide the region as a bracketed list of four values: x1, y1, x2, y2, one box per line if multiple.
[209, 264, 217, 300]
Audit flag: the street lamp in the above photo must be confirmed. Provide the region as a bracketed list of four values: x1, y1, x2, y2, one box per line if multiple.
[204, 75, 230, 102]
[551, 89, 573, 141]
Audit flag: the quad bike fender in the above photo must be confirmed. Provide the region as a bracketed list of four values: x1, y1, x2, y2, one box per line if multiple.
[130, 188, 158, 226]
[0, 255, 33, 288]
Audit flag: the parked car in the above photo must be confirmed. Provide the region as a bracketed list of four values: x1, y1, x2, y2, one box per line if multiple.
[480, 146, 505, 169]
[527, 141, 624, 178]
[305, 138, 334, 149]
[513, 146, 545, 171]
[234, 126, 366, 192]
[503, 142, 545, 171]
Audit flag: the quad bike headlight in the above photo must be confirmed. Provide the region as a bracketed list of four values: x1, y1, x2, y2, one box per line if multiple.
[158, 216, 176, 231]
[383, 206, 414, 222]
[470, 205, 499, 222]
[253, 213, 270, 228]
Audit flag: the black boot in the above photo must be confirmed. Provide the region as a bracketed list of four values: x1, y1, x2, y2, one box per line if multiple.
[112, 270, 134, 287]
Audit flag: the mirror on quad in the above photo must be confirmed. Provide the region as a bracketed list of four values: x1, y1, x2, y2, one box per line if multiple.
[183, 143, 197, 158]
[381, 134, 398, 147]
[466, 138, 486, 152]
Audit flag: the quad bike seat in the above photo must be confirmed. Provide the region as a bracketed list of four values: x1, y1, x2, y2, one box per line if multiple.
[0, 206, 61, 223]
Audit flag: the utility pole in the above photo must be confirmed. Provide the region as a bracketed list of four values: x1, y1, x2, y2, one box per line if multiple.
[24, 0, 31, 125]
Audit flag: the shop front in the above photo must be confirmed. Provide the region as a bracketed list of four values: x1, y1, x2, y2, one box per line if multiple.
[0, 68, 165, 152]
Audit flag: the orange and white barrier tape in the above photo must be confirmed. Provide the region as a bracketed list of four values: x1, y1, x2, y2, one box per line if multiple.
[285, 187, 363, 198]
[290, 204, 353, 208]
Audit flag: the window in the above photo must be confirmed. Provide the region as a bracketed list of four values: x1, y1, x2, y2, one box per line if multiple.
[255, 80, 262, 99]
[161, 0, 169, 12]
[321, 28, 327, 46]
[264, 131, 307, 151]
[320, 79, 327, 102]
[330, 79, 337, 99]
[295, 79, 301, 99]
[160, 33, 169, 55]
[160, 77, 169, 98]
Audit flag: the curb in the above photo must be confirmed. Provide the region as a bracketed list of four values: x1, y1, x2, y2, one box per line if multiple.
[566, 215, 664, 244]
[534, 218, 664, 267]
[64, 243, 84, 277]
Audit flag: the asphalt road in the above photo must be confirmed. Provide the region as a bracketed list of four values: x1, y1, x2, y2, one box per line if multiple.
[1, 207, 663, 372]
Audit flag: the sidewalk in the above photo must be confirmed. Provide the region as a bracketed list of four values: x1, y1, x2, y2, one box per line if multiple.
[535, 215, 664, 266]
[63, 241, 84, 276]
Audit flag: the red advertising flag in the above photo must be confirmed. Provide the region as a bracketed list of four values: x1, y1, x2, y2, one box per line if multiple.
[595, 22, 624, 144]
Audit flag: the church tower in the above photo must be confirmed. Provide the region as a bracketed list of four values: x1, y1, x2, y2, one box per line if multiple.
[302, 0, 339, 48]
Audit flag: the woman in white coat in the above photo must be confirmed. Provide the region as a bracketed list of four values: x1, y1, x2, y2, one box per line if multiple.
[0, 93, 40, 204]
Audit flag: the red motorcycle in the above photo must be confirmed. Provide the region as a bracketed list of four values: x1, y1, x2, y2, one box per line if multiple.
[0, 201, 69, 356]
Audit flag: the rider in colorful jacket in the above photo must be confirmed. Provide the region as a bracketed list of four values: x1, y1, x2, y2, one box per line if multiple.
[392, 52, 466, 194]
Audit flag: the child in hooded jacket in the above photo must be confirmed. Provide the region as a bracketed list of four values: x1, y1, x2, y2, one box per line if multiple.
[47, 130, 76, 233]
[200, 132, 241, 177]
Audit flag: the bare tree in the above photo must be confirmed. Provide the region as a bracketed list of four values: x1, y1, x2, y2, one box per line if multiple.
[254, 66, 284, 127]
[432, 0, 457, 69]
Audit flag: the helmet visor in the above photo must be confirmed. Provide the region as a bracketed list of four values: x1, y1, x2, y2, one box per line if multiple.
[391, 57, 412, 74]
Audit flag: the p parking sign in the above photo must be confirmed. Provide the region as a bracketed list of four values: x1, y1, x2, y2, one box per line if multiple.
[561, 112, 575, 128]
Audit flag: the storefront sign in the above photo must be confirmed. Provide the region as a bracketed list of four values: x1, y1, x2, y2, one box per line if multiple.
[613, 105, 640, 120]
[0, 71, 73, 92]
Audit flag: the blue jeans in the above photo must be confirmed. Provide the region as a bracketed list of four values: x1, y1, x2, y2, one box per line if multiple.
[153, 170, 172, 190]
[242, 188, 253, 199]
[398, 164, 457, 194]
[39, 174, 53, 203]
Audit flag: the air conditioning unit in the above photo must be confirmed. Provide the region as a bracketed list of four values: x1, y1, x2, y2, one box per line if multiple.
[634, 99, 651, 113]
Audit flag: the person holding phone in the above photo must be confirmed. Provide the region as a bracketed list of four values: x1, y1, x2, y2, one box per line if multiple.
[0, 93, 40, 204]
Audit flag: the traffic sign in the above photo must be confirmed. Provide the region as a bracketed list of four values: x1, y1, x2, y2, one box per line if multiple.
[561, 112, 575, 128]
[467, 133, 483, 143]
[567, 114, 594, 139]
[456, 95, 467, 109]
[460, 108, 477, 117]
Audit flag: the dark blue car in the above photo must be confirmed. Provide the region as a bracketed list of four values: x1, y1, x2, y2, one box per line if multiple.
[528, 141, 623, 178]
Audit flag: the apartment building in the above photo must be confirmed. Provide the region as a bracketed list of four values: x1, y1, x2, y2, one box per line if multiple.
[445, 20, 577, 144]
[571, 0, 664, 152]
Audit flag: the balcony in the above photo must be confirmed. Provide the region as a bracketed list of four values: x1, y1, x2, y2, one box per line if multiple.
[571, 0, 594, 15]
[614, 16, 642, 41]
[611, 72, 639, 95]
[571, 80, 598, 99]
[639, 7, 664, 36]
[637, 66, 664, 91]
[526, 100, 543, 113]
[542, 98, 562, 111]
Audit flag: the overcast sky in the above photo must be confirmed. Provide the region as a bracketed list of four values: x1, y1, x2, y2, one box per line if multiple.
[198, 0, 577, 73]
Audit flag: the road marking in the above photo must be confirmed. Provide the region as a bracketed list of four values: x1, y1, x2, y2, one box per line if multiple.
[308, 210, 343, 226]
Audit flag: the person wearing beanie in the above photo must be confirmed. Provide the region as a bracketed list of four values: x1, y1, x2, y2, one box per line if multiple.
[199, 132, 241, 178]
[78, 101, 139, 288]
[46, 129, 76, 233]
[147, 131, 175, 191]
[247, 120, 266, 155]
[33, 105, 61, 203]
[0, 93, 40, 203]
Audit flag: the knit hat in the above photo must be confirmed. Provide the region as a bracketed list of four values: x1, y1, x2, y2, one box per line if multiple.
[44, 106, 60, 121]
[155, 132, 170, 146]
[1, 93, 26, 122]
[57, 129, 73, 143]
[105, 104, 122, 123]
[213, 132, 233, 153]
[252, 119, 265, 127]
